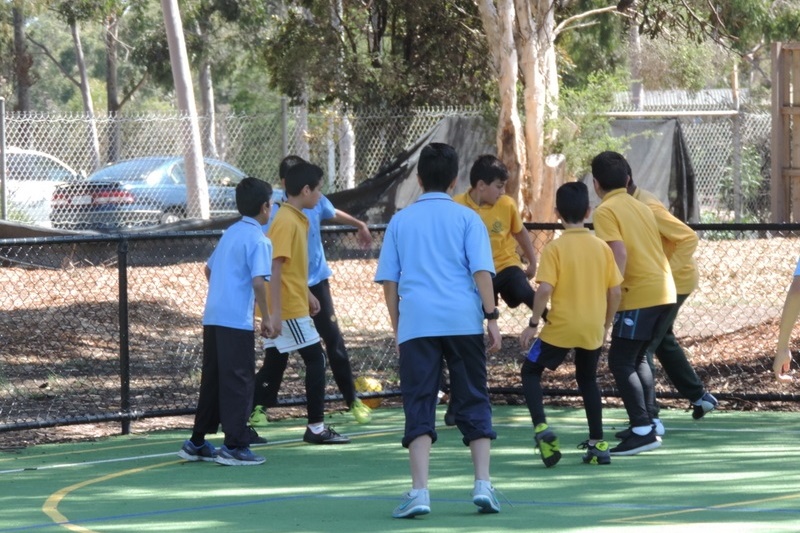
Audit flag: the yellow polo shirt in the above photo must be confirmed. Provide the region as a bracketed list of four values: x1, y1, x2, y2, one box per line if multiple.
[593, 188, 676, 311]
[537, 228, 623, 350]
[267, 202, 310, 320]
[633, 188, 699, 295]
[453, 191, 524, 272]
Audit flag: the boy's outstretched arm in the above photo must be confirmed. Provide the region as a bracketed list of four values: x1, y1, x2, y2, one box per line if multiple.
[512, 229, 538, 278]
[474, 270, 501, 352]
[330, 209, 372, 248]
[775, 275, 800, 382]
[253, 277, 273, 338]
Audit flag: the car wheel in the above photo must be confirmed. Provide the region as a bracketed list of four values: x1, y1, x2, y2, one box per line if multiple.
[159, 209, 184, 225]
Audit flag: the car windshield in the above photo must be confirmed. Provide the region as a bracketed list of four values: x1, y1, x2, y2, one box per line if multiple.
[7, 153, 75, 182]
[89, 159, 172, 182]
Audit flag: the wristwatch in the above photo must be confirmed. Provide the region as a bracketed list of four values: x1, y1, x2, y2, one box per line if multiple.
[483, 308, 500, 321]
[528, 317, 539, 328]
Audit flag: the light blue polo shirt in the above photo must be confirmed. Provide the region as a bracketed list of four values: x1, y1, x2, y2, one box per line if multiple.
[374, 192, 495, 344]
[264, 193, 336, 287]
[204, 216, 273, 330]
[794, 256, 800, 276]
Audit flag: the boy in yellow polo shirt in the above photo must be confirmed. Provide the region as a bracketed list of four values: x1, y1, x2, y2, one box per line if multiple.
[591, 151, 676, 457]
[256, 161, 350, 445]
[626, 171, 717, 428]
[453, 155, 539, 310]
[519, 181, 622, 467]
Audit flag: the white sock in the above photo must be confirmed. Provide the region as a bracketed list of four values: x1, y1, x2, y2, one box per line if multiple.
[308, 422, 325, 434]
[632, 425, 651, 436]
[409, 488, 427, 497]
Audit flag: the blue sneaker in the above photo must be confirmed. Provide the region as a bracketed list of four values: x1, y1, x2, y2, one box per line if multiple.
[177, 440, 217, 462]
[472, 480, 500, 513]
[392, 489, 430, 518]
[214, 445, 266, 466]
[692, 392, 718, 419]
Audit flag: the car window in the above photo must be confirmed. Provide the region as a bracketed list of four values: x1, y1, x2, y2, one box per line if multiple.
[91, 159, 166, 182]
[6, 153, 74, 182]
[206, 162, 243, 187]
[162, 162, 183, 185]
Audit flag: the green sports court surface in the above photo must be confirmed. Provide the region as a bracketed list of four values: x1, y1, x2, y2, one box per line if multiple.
[2, 405, 799, 532]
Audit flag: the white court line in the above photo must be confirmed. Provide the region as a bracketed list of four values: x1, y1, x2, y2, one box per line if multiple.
[0, 427, 402, 476]
[4, 420, 800, 476]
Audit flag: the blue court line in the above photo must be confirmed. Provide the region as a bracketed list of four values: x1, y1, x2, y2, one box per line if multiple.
[4, 493, 800, 532]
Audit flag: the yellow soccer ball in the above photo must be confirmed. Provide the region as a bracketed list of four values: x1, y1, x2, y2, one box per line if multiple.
[354, 376, 383, 409]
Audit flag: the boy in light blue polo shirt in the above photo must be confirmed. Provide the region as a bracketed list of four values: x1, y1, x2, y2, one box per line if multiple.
[178, 177, 274, 467]
[249, 156, 373, 429]
[375, 143, 502, 518]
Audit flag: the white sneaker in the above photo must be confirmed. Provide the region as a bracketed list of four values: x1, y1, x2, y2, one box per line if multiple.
[472, 480, 500, 513]
[392, 489, 430, 518]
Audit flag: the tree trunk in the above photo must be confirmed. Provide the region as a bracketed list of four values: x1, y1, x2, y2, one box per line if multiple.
[105, 15, 121, 162]
[629, 16, 643, 110]
[478, 0, 526, 201]
[295, 90, 311, 160]
[199, 59, 218, 158]
[12, 5, 32, 121]
[162, 0, 209, 219]
[72, 22, 101, 171]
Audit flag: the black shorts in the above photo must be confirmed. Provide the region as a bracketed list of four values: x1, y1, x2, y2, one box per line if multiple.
[493, 266, 534, 309]
[611, 304, 673, 341]
[525, 338, 601, 370]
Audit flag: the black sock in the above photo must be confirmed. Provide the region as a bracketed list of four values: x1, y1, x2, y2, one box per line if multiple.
[190, 432, 205, 447]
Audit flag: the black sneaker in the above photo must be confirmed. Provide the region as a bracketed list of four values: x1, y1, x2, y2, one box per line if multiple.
[303, 425, 351, 444]
[248, 426, 267, 445]
[691, 392, 718, 420]
[609, 429, 661, 456]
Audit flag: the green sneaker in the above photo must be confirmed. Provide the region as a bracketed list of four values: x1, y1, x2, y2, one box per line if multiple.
[350, 398, 372, 424]
[534, 423, 561, 468]
[248, 405, 268, 427]
[578, 440, 611, 465]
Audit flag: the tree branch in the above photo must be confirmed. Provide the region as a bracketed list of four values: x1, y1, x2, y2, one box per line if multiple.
[26, 34, 80, 87]
[554, 5, 620, 37]
[118, 73, 149, 109]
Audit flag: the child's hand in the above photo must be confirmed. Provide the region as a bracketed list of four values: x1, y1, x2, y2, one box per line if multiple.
[269, 314, 282, 338]
[774, 347, 793, 383]
[260, 319, 274, 339]
[486, 321, 501, 353]
[308, 292, 321, 316]
[357, 224, 373, 248]
[524, 263, 536, 280]
[519, 326, 537, 348]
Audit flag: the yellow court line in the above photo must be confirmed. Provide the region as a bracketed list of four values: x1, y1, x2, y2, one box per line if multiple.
[604, 492, 800, 525]
[41, 428, 403, 532]
[42, 459, 182, 533]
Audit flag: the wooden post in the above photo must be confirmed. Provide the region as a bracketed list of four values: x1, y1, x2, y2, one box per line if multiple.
[771, 42, 786, 222]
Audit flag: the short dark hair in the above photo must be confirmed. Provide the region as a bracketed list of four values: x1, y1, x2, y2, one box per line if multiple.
[279, 155, 307, 181]
[236, 177, 273, 217]
[285, 161, 323, 196]
[469, 154, 508, 188]
[591, 151, 629, 190]
[555, 181, 589, 224]
[418, 143, 458, 192]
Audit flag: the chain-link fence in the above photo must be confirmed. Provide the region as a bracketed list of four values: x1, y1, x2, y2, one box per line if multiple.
[0, 103, 772, 230]
[1, 223, 799, 436]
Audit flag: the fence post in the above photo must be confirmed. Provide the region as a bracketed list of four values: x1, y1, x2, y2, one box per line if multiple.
[118, 238, 131, 435]
[0, 97, 5, 222]
[281, 97, 288, 159]
[731, 66, 743, 222]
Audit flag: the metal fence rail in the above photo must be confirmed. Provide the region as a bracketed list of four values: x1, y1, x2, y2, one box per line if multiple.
[1, 224, 799, 436]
